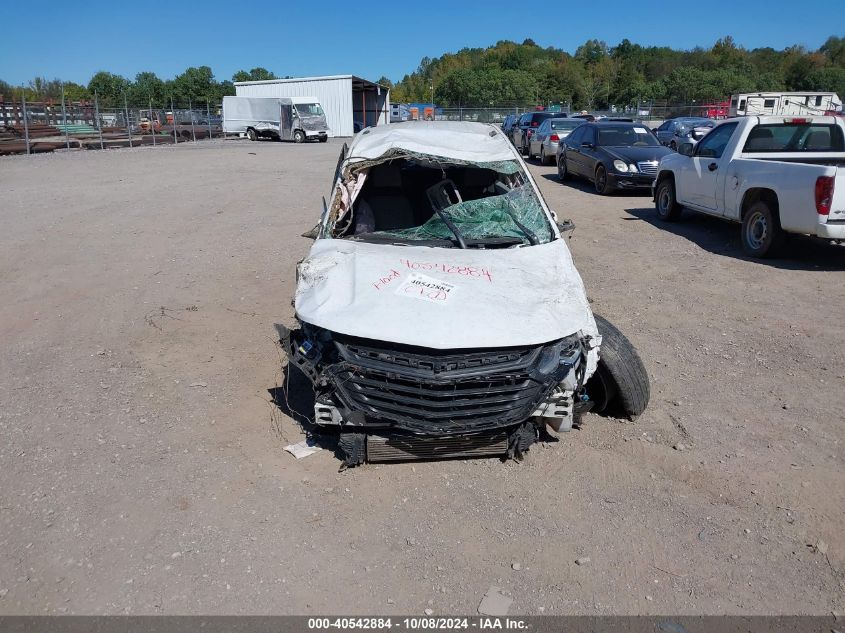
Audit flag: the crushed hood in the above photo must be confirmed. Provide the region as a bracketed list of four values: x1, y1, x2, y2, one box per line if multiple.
[346, 121, 516, 166]
[294, 238, 596, 349]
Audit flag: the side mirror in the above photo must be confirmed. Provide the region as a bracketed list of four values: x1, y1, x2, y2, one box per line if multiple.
[678, 142, 694, 156]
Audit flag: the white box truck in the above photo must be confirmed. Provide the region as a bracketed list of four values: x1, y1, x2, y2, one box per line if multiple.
[223, 96, 329, 143]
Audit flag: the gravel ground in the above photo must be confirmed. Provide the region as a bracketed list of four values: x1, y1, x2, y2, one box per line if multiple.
[1, 138, 843, 615]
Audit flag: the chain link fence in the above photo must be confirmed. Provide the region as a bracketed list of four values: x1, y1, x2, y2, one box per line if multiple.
[1, 95, 224, 156]
[431, 102, 728, 128]
[2, 94, 729, 156]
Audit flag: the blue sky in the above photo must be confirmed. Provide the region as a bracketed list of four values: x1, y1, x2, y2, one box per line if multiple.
[0, 0, 839, 86]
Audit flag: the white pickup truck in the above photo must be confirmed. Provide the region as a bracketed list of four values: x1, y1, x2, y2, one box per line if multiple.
[653, 115, 845, 257]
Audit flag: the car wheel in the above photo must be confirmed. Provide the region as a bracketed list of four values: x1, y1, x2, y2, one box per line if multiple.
[655, 178, 682, 221]
[246, 128, 257, 141]
[293, 130, 305, 144]
[594, 165, 611, 195]
[741, 200, 785, 258]
[557, 154, 569, 181]
[319, 136, 328, 143]
[540, 147, 551, 165]
[587, 314, 650, 420]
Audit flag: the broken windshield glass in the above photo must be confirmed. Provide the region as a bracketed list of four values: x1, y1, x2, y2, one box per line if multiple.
[368, 186, 553, 246]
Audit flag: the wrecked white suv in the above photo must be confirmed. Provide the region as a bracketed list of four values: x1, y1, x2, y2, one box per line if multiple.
[280, 121, 649, 467]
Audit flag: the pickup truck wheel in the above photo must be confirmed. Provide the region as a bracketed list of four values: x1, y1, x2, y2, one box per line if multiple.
[594, 165, 612, 195]
[588, 314, 650, 420]
[246, 128, 257, 141]
[655, 178, 682, 221]
[293, 130, 305, 144]
[742, 201, 785, 258]
[557, 155, 569, 181]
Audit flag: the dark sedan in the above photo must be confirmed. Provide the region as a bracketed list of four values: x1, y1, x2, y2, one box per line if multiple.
[556, 122, 672, 194]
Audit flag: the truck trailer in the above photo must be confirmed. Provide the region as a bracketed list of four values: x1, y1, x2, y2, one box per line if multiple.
[729, 92, 842, 117]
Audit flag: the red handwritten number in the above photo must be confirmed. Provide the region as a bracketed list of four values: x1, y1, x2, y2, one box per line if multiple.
[400, 259, 493, 282]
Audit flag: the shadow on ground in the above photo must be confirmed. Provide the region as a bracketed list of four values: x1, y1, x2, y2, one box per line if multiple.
[624, 206, 845, 271]
[538, 172, 653, 197]
[268, 364, 340, 454]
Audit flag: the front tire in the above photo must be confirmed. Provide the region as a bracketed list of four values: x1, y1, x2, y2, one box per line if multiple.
[557, 154, 569, 181]
[655, 178, 682, 221]
[588, 314, 650, 420]
[293, 130, 305, 144]
[741, 200, 785, 258]
[246, 128, 257, 141]
[594, 165, 612, 195]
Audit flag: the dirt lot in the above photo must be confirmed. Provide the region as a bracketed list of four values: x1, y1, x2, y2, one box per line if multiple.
[1, 138, 844, 616]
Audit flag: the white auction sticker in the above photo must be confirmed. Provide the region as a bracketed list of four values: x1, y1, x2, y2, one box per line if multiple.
[395, 273, 456, 304]
[634, 127, 648, 134]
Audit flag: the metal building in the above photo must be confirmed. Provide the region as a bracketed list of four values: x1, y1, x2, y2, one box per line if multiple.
[234, 75, 389, 137]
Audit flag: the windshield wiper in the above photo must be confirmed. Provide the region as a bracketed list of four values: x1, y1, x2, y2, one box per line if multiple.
[502, 199, 539, 245]
[434, 208, 468, 249]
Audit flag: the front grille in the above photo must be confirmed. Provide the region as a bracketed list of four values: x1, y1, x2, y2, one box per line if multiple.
[637, 161, 659, 176]
[331, 337, 549, 433]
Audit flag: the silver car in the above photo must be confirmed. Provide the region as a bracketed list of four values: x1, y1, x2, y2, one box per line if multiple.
[654, 117, 714, 150]
[528, 118, 584, 164]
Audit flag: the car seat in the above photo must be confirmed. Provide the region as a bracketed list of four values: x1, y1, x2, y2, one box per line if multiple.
[744, 127, 775, 151]
[359, 164, 415, 231]
[803, 129, 831, 150]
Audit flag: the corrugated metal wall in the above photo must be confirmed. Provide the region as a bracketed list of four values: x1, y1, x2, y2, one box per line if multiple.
[235, 77, 354, 137]
[353, 88, 389, 128]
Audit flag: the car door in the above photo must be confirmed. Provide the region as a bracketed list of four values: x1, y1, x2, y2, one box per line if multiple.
[565, 127, 588, 175]
[577, 126, 599, 179]
[655, 120, 672, 145]
[676, 122, 738, 212]
[514, 114, 528, 146]
[559, 126, 581, 171]
[533, 120, 550, 155]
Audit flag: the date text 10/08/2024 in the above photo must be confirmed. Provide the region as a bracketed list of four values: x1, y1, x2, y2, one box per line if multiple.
[307, 618, 528, 630]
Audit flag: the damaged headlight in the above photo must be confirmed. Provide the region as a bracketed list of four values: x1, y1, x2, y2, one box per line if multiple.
[536, 334, 583, 375]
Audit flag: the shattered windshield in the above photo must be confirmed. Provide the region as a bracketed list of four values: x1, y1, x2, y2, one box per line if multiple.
[330, 157, 555, 248]
[373, 187, 553, 246]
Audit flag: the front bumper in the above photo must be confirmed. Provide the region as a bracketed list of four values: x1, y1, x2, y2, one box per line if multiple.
[606, 171, 655, 190]
[280, 325, 587, 436]
[304, 130, 328, 139]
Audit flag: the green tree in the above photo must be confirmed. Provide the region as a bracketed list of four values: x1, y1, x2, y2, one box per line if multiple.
[87, 71, 130, 107]
[232, 67, 277, 82]
[819, 36, 845, 67]
[171, 66, 217, 104]
[806, 67, 845, 100]
[128, 71, 165, 105]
